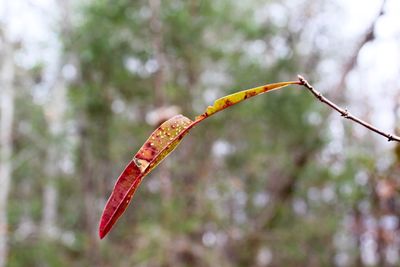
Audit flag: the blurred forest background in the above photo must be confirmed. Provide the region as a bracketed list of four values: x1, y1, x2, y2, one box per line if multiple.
[1, 0, 400, 266]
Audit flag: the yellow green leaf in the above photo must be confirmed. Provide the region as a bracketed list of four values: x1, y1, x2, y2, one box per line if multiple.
[198, 81, 300, 119]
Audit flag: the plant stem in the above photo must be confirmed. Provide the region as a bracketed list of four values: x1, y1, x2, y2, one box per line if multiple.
[298, 75, 400, 142]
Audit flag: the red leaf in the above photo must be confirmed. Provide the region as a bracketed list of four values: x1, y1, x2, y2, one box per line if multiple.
[99, 115, 195, 238]
[99, 81, 300, 238]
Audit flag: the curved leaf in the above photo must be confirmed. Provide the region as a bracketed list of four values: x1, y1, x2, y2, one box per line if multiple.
[99, 81, 300, 238]
[99, 115, 195, 238]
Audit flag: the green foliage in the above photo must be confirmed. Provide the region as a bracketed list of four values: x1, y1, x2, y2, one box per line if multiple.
[64, 0, 331, 264]
[9, 0, 387, 266]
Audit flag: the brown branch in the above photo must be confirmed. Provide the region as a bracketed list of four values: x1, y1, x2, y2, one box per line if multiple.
[298, 75, 400, 143]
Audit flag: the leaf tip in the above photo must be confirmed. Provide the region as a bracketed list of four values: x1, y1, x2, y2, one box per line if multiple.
[98, 218, 108, 239]
[99, 230, 105, 239]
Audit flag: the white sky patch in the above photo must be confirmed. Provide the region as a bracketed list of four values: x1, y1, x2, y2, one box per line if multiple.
[0, 0, 59, 66]
[337, 0, 382, 37]
[0, 0, 62, 106]
[212, 139, 234, 158]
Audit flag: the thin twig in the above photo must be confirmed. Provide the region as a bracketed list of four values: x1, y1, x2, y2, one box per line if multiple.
[297, 75, 400, 143]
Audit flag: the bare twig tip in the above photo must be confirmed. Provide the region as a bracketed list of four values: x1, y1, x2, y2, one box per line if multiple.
[297, 74, 306, 85]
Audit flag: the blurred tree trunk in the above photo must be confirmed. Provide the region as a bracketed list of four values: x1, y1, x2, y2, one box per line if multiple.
[76, 88, 111, 266]
[41, 78, 66, 238]
[40, 0, 71, 240]
[149, 0, 166, 108]
[0, 28, 15, 267]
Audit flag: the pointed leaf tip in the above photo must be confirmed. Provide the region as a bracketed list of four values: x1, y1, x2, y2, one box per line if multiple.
[99, 228, 105, 239]
[99, 160, 143, 238]
[99, 115, 195, 238]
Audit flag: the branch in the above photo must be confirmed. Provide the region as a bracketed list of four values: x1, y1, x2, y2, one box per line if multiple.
[297, 75, 400, 143]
